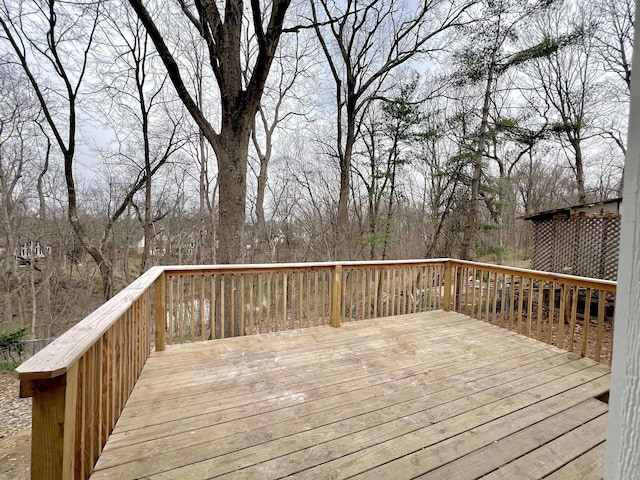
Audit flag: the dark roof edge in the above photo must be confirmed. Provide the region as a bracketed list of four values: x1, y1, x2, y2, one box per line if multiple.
[521, 197, 623, 221]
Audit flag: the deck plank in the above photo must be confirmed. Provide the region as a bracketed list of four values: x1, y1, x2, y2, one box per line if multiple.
[409, 399, 608, 479]
[480, 413, 608, 479]
[90, 311, 610, 480]
[543, 441, 607, 480]
[105, 343, 559, 449]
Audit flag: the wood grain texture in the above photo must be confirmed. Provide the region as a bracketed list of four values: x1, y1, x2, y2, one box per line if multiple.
[16, 266, 164, 380]
[90, 311, 610, 480]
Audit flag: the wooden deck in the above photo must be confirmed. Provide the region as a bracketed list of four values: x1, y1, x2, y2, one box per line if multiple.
[90, 311, 610, 479]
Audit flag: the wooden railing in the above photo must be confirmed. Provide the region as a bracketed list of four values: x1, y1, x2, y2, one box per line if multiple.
[448, 260, 617, 363]
[158, 260, 447, 343]
[15, 266, 163, 480]
[15, 259, 616, 479]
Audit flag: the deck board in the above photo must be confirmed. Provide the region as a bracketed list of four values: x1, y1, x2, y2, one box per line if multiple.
[90, 311, 610, 479]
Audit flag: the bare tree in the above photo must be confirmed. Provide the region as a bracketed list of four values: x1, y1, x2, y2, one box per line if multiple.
[248, 33, 315, 260]
[525, 2, 604, 204]
[1, 0, 188, 298]
[596, 0, 634, 96]
[310, 0, 472, 258]
[0, 64, 40, 329]
[127, 0, 292, 266]
[0, 0, 117, 296]
[98, 3, 187, 273]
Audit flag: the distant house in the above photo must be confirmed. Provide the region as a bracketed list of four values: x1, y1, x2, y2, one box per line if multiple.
[18, 240, 51, 260]
[0, 240, 52, 267]
[132, 230, 200, 259]
[523, 198, 621, 280]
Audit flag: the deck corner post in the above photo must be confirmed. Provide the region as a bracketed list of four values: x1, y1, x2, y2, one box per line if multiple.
[331, 264, 342, 327]
[443, 261, 452, 312]
[155, 271, 166, 351]
[29, 364, 79, 480]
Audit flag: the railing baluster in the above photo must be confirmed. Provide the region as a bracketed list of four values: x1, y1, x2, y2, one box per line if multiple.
[155, 273, 166, 351]
[190, 275, 195, 341]
[568, 285, 578, 352]
[547, 282, 555, 344]
[266, 272, 272, 332]
[257, 273, 264, 334]
[232, 274, 238, 336]
[596, 289, 606, 362]
[526, 277, 534, 337]
[313, 271, 318, 327]
[373, 268, 379, 318]
[482, 270, 489, 321]
[401, 267, 407, 314]
[361, 268, 367, 319]
[299, 270, 305, 327]
[517, 276, 525, 334]
[210, 274, 216, 339]
[249, 275, 255, 335]
[491, 271, 498, 324]
[303, 270, 314, 328]
[168, 275, 174, 345]
[471, 268, 477, 319]
[200, 276, 205, 340]
[341, 270, 347, 321]
[536, 279, 543, 342]
[283, 272, 288, 330]
[582, 288, 592, 357]
[557, 283, 566, 349]
[178, 276, 184, 343]
[220, 275, 226, 339]
[331, 265, 342, 327]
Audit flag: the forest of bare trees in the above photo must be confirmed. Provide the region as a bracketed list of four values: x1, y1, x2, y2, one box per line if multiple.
[0, 0, 632, 339]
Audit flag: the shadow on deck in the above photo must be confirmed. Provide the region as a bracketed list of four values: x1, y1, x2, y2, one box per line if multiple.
[90, 311, 610, 479]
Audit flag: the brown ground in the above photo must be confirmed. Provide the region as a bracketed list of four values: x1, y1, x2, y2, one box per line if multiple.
[0, 373, 31, 480]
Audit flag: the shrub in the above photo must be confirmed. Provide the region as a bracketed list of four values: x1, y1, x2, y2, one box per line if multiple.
[0, 326, 27, 363]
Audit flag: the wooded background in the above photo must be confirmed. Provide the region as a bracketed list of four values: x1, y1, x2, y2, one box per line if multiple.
[0, 0, 631, 338]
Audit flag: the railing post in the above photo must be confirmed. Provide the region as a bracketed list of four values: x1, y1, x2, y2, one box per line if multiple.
[154, 271, 166, 351]
[331, 264, 342, 327]
[24, 363, 78, 480]
[443, 261, 452, 312]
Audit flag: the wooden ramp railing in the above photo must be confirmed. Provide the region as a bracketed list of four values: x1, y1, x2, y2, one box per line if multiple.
[15, 259, 616, 479]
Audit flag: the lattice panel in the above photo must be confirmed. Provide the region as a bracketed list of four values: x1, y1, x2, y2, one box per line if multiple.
[532, 220, 555, 273]
[532, 216, 620, 280]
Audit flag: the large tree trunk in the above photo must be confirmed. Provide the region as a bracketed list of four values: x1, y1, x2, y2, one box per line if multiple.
[460, 54, 496, 261]
[65, 151, 113, 300]
[216, 129, 250, 267]
[336, 107, 357, 260]
[571, 136, 586, 203]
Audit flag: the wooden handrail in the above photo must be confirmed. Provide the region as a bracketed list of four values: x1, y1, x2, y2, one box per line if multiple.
[447, 261, 616, 363]
[15, 266, 163, 479]
[16, 266, 164, 382]
[160, 258, 449, 276]
[448, 259, 617, 292]
[14, 258, 617, 479]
